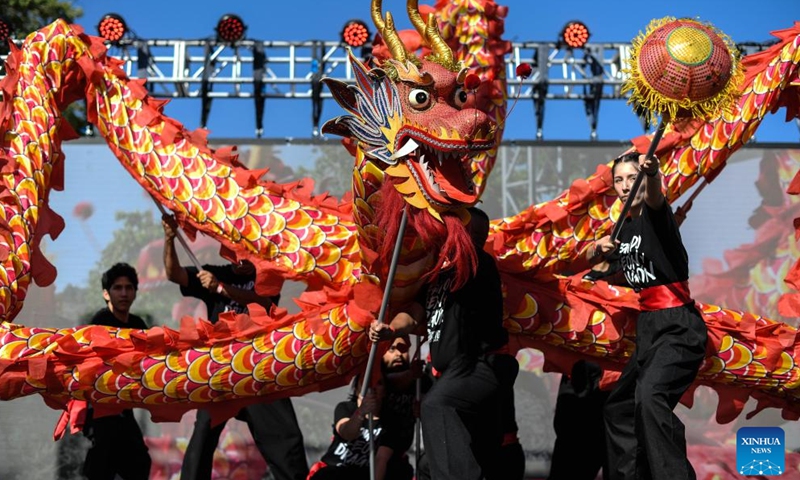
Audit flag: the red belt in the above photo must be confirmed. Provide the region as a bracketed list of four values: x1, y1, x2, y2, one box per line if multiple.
[487, 344, 510, 356]
[639, 281, 692, 311]
[502, 432, 520, 446]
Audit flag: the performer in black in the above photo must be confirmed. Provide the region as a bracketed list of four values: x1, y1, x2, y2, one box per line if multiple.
[592, 153, 708, 480]
[378, 334, 427, 471]
[82, 263, 152, 480]
[309, 335, 417, 480]
[162, 215, 309, 480]
[416, 349, 524, 480]
[491, 352, 525, 480]
[370, 207, 510, 480]
[547, 360, 609, 480]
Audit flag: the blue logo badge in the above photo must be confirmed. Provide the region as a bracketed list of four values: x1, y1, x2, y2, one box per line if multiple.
[737, 426, 785, 476]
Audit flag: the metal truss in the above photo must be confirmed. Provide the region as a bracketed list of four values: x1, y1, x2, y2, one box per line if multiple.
[495, 140, 794, 220]
[0, 38, 777, 138]
[0, 37, 785, 215]
[497, 142, 618, 218]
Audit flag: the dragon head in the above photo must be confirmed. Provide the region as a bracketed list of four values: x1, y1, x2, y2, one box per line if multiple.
[322, 0, 497, 220]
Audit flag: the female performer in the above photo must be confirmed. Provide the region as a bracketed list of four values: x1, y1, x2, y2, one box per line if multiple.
[593, 152, 708, 480]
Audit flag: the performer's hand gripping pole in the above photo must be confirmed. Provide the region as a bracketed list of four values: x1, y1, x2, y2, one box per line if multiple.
[361, 207, 409, 480]
[152, 199, 203, 270]
[610, 119, 666, 243]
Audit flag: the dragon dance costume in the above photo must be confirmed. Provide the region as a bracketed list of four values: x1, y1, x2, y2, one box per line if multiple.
[0, 1, 796, 461]
[173, 262, 308, 480]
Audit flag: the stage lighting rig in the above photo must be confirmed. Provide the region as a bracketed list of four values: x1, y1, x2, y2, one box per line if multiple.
[341, 19, 371, 48]
[0, 16, 11, 44]
[560, 20, 590, 49]
[216, 14, 247, 44]
[97, 14, 128, 44]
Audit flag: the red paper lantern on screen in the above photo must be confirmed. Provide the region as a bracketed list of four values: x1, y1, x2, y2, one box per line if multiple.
[73, 201, 94, 220]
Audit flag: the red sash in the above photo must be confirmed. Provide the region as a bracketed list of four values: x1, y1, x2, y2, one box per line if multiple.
[639, 281, 692, 311]
[487, 344, 510, 356]
[502, 432, 520, 446]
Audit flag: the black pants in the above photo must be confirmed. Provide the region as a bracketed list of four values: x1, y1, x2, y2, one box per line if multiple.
[420, 355, 501, 480]
[416, 440, 523, 480]
[83, 410, 151, 480]
[548, 360, 610, 480]
[485, 353, 525, 480]
[181, 398, 309, 480]
[604, 304, 707, 480]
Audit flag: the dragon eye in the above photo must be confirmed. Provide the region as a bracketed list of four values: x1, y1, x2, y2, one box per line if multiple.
[408, 89, 432, 109]
[454, 87, 469, 108]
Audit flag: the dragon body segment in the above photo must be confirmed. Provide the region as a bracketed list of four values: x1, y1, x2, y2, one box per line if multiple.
[0, 21, 380, 417]
[0, 5, 798, 426]
[0, 1, 511, 418]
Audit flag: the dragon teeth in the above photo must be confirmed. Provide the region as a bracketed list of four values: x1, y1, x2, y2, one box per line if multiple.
[390, 138, 419, 160]
[418, 153, 442, 194]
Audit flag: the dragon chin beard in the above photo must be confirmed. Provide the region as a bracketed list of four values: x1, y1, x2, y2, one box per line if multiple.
[374, 179, 478, 291]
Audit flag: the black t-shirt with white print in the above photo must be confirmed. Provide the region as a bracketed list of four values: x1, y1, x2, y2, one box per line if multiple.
[320, 400, 391, 468]
[181, 264, 276, 324]
[423, 249, 508, 373]
[616, 202, 689, 289]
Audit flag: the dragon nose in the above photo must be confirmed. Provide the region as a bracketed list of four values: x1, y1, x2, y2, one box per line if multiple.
[456, 108, 492, 139]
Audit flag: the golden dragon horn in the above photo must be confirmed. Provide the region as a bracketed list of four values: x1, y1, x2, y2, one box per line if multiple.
[406, 0, 428, 38]
[407, 0, 455, 68]
[371, 0, 408, 62]
[371, 0, 387, 31]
